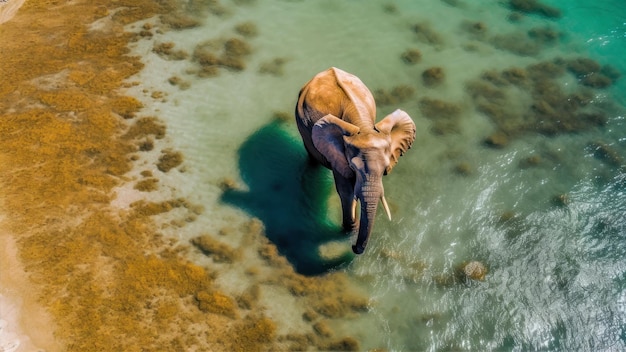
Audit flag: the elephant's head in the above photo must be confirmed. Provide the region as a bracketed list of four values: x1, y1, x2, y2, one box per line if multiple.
[312, 109, 416, 254]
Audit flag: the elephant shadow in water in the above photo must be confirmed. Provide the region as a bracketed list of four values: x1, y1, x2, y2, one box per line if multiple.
[221, 120, 354, 275]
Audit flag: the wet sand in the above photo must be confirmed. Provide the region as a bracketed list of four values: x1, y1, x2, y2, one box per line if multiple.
[0, 1, 368, 351]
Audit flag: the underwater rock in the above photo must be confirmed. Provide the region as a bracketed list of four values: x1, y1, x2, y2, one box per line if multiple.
[419, 97, 461, 119]
[258, 242, 290, 268]
[235, 21, 258, 37]
[303, 309, 319, 322]
[528, 26, 560, 44]
[430, 118, 460, 135]
[411, 22, 444, 47]
[419, 97, 461, 135]
[498, 211, 517, 223]
[168, 76, 191, 90]
[601, 65, 622, 82]
[566, 57, 601, 78]
[481, 70, 509, 87]
[193, 43, 220, 66]
[519, 154, 542, 168]
[507, 12, 525, 22]
[374, 85, 415, 106]
[468, 59, 612, 140]
[422, 67, 445, 86]
[191, 235, 239, 263]
[581, 73, 613, 89]
[157, 149, 183, 172]
[462, 261, 488, 281]
[454, 162, 473, 176]
[281, 333, 317, 351]
[192, 37, 253, 75]
[501, 67, 529, 86]
[134, 178, 159, 192]
[552, 194, 569, 207]
[382, 3, 398, 13]
[391, 85, 415, 101]
[508, 0, 561, 18]
[313, 321, 334, 337]
[527, 60, 566, 80]
[484, 132, 509, 148]
[462, 21, 488, 39]
[152, 42, 189, 60]
[323, 337, 361, 351]
[224, 37, 252, 57]
[160, 13, 201, 29]
[123, 117, 166, 140]
[237, 284, 261, 310]
[588, 142, 624, 167]
[259, 57, 288, 76]
[400, 48, 422, 65]
[491, 33, 541, 56]
[195, 290, 237, 318]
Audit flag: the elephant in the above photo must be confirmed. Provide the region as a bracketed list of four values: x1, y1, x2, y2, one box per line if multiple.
[295, 67, 416, 254]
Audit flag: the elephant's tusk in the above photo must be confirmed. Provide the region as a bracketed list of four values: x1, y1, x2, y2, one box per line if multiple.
[351, 198, 358, 221]
[381, 196, 392, 221]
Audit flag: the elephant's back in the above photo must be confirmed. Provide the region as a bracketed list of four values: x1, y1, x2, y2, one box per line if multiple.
[296, 67, 375, 128]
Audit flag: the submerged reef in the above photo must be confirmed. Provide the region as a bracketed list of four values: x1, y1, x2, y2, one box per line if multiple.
[418, 97, 463, 135]
[466, 57, 620, 142]
[401, 48, 422, 65]
[422, 67, 445, 87]
[508, 0, 562, 19]
[192, 37, 253, 76]
[374, 85, 416, 106]
[411, 22, 445, 48]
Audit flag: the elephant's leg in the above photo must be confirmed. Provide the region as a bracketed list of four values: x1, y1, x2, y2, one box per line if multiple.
[333, 171, 357, 232]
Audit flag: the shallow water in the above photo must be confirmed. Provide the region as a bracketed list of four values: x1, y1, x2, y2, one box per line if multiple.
[121, 0, 626, 350]
[3, 0, 626, 350]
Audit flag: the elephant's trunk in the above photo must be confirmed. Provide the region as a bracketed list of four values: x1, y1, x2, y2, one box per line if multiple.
[352, 176, 386, 254]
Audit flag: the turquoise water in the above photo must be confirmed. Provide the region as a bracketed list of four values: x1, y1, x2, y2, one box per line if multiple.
[125, 0, 626, 350]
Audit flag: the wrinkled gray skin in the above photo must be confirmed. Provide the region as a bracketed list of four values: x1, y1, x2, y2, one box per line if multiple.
[295, 67, 416, 254]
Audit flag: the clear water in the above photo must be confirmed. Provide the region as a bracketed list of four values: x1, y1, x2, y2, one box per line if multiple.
[122, 0, 626, 350]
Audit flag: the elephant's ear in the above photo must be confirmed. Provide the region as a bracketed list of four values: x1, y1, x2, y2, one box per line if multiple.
[312, 114, 360, 179]
[375, 109, 416, 175]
